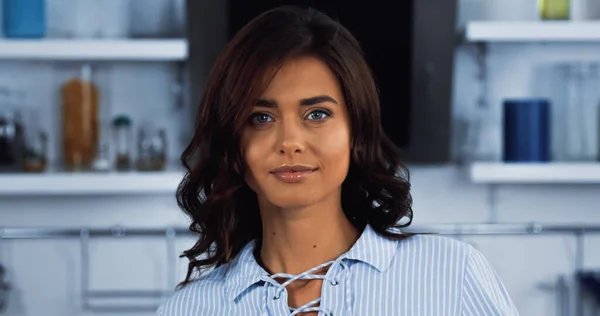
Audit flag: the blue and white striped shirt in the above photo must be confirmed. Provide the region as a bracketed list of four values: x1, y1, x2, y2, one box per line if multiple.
[157, 225, 519, 315]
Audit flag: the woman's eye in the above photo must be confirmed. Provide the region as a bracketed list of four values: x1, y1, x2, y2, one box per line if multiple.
[250, 113, 273, 125]
[307, 110, 331, 121]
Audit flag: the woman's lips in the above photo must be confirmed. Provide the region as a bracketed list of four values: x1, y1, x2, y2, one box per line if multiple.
[271, 169, 317, 183]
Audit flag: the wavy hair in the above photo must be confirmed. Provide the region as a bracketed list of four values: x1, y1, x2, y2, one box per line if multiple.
[176, 5, 413, 289]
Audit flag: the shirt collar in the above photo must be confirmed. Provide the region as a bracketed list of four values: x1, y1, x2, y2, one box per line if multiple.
[223, 224, 399, 301]
[342, 224, 399, 273]
[224, 239, 268, 301]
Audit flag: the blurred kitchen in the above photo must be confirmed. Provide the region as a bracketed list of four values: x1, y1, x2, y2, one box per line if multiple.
[0, 0, 599, 315]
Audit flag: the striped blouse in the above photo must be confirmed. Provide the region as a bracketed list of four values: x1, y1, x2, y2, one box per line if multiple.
[157, 225, 519, 315]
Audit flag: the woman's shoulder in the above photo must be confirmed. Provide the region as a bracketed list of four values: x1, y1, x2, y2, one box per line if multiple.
[390, 233, 478, 279]
[397, 233, 475, 259]
[394, 234, 519, 315]
[156, 264, 229, 316]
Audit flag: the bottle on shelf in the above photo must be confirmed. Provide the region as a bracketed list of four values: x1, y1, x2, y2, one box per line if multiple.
[112, 115, 133, 171]
[61, 64, 100, 171]
[92, 122, 112, 172]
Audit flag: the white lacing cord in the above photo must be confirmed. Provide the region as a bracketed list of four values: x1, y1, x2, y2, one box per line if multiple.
[289, 297, 328, 316]
[262, 260, 337, 315]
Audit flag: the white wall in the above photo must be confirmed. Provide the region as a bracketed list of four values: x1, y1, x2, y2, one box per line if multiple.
[1, 0, 599, 315]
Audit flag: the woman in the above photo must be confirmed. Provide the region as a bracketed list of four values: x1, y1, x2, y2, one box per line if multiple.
[158, 5, 518, 316]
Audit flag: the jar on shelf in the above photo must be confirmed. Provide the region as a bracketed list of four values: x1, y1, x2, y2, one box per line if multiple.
[61, 64, 100, 171]
[112, 115, 133, 171]
[22, 131, 47, 173]
[137, 121, 167, 171]
[0, 87, 26, 172]
[21, 111, 47, 173]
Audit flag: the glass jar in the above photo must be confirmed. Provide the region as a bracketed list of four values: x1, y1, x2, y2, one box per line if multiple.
[112, 115, 133, 171]
[137, 122, 167, 171]
[22, 130, 47, 173]
[20, 110, 47, 173]
[571, 0, 600, 20]
[61, 64, 100, 171]
[0, 87, 25, 172]
[92, 122, 111, 172]
[557, 63, 600, 161]
[0, 110, 25, 172]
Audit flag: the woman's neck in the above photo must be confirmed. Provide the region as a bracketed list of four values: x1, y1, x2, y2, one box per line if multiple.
[257, 196, 360, 275]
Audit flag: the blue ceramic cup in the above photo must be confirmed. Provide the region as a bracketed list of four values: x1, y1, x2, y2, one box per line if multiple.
[503, 99, 551, 162]
[2, 0, 46, 38]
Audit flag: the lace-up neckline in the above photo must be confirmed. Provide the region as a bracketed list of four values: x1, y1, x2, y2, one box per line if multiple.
[260, 259, 353, 315]
[222, 225, 394, 315]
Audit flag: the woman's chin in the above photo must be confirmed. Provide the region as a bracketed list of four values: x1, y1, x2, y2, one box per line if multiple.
[262, 194, 323, 211]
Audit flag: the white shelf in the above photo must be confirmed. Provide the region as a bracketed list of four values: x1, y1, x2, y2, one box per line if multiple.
[470, 162, 600, 184]
[466, 21, 600, 42]
[0, 39, 188, 61]
[0, 168, 185, 195]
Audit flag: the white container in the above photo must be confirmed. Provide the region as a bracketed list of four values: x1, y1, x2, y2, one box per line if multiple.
[556, 63, 600, 161]
[98, 0, 131, 38]
[571, 0, 600, 20]
[47, 0, 130, 38]
[72, 1, 101, 38]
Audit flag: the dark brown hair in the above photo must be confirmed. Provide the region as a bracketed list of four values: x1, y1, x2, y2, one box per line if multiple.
[176, 5, 413, 288]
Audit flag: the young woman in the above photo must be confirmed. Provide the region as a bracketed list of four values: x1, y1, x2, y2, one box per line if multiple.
[158, 5, 519, 316]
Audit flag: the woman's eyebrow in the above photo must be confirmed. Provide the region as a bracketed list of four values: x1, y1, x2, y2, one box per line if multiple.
[255, 95, 339, 108]
[299, 95, 338, 106]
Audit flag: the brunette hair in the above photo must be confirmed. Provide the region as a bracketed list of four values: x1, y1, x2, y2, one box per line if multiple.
[176, 5, 413, 288]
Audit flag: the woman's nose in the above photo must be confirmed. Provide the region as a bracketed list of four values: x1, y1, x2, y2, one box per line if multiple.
[277, 121, 305, 156]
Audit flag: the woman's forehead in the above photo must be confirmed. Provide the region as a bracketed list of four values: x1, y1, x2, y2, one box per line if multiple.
[259, 56, 343, 102]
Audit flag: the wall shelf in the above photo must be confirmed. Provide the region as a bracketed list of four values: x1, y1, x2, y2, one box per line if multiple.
[466, 21, 600, 42]
[0, 39, 188, 61]
[0, 167, 185, 196]
[470, 162, 600, 184]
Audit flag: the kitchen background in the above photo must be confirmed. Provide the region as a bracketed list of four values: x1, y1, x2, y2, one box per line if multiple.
[1, 0, 600, 315]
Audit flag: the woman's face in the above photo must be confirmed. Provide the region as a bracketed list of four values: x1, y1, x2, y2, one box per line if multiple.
[240, 56, 352, 210]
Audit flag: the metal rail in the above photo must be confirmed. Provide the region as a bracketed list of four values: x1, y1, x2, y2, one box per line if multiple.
[2, 222, 600, 240]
